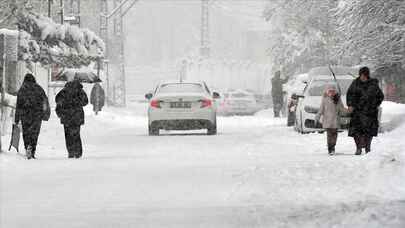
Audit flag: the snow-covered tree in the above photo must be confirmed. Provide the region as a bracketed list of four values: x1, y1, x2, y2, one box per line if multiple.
[263, 0, 340, 77]
[263, 0, 405, 76]
[336, 0, 405, 69]
[0, 0, 105, 68]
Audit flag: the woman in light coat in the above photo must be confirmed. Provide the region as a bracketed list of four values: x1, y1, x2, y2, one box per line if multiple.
[315, 86, 349, 155]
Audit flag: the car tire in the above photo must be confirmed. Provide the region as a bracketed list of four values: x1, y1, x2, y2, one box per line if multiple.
[287, 111, 295, 126]
[148, 124, 159, 136]
[207, 122, 217, 135]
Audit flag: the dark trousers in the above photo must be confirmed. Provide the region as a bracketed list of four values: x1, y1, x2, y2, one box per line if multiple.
[64, 125, 83, 158]
[354, 135, 373, 152]
[326, 128, 338, 152]
[21, 120, 42, 156]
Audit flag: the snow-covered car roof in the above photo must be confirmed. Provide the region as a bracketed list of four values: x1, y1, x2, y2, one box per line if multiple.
[158, 80, 206, 85]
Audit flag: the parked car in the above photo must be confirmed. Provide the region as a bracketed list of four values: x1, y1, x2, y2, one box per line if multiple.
[145, 81, 219, 136]
[295, 67, 356, 133]
[218, 89, 259, 116]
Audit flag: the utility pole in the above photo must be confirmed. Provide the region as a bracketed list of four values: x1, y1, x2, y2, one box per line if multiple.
[113, 0, 126, 107]
[48, 0, 52, 18]
[101, 0, 139, 107]
[60, 0, 64, 24]
[100, 0, 110, 104]
[200, 0, 210, 58]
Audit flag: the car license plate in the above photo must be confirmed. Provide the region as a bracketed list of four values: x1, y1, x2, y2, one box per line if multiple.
[170, 102, 191, 109]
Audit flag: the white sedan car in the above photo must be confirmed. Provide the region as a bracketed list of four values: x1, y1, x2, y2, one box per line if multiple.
[146, 81, 219, 136]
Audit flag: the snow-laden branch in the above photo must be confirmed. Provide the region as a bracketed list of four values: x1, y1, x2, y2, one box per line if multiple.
[12, 10, 105, 68]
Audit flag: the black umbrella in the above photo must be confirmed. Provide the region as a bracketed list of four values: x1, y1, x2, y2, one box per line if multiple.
[55, 69, 102, 83]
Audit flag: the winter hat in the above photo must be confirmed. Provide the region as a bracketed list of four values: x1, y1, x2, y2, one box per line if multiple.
[324, 85, 337, 97]
[359, 67, 370, 79]
[23, 73, 36, 84]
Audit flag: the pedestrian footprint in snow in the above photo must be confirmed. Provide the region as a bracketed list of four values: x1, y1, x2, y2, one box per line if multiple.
[55, 79, 88, 159]
[15, 73, 50, 159]
[315, 85, 349, 155]
[346, 67, 384, 155]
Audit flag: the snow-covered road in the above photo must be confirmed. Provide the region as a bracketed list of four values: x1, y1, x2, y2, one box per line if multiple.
[1, 103, 405, 228]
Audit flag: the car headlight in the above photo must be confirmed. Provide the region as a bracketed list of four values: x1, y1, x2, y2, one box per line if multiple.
[304, 106, 319, 114]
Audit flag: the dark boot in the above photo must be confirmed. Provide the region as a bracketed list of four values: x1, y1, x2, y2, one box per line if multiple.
[365, 137, 372, 153]
[26, 145, 33, 159]
[328, 145, 335, 155]
[355, 148, 362, 155]
[31, 148, 36, 159]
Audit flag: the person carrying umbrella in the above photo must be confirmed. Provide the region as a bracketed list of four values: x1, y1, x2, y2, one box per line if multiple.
[55, 79, 88, 158]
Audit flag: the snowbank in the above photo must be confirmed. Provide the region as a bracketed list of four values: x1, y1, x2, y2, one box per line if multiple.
[380, 101, 405, 132]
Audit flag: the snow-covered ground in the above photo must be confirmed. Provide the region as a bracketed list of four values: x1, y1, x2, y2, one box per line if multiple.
[1, 102, 405, 228]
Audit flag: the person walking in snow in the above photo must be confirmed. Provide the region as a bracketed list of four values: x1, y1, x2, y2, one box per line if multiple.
[346, 67, 384, 155]
[15, 73, 50, 159]
[315, 86, 349, 155]
[271, 71, 288, 117]
[55, 79, 88, 158]
[90, 82, 105, 115]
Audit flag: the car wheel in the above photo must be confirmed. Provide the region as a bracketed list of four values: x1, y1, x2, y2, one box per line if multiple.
[148, 124, 159, 136]
[287, 111, 295, 126]
[207, 121, 217, 135]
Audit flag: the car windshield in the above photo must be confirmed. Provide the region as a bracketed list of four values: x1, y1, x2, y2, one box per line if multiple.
[308, 79, 353, 96]
[158, 83, 204, 94]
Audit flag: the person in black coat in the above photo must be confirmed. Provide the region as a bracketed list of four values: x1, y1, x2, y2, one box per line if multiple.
[55, 79, 88, 158]
[15, 73, 49, 159]
[90, 82, 105, 115]
[346, 67, 384, 155]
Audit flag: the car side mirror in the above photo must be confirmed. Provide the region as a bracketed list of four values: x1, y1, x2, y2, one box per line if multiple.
[213, 92, 220, 99]
[145, 93, 153, 100]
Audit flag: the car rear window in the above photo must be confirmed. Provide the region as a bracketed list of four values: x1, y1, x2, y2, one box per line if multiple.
[308, 79, 353, 96]
[159, 83, 204, 93]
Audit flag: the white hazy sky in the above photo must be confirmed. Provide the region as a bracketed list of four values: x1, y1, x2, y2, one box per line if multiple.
[123, 0, 269, 67]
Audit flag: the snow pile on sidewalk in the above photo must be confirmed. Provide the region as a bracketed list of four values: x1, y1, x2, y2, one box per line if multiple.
[341, 121, 405, 228]
[331, 119, 405, 228]
[380, 101, 405, 132]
